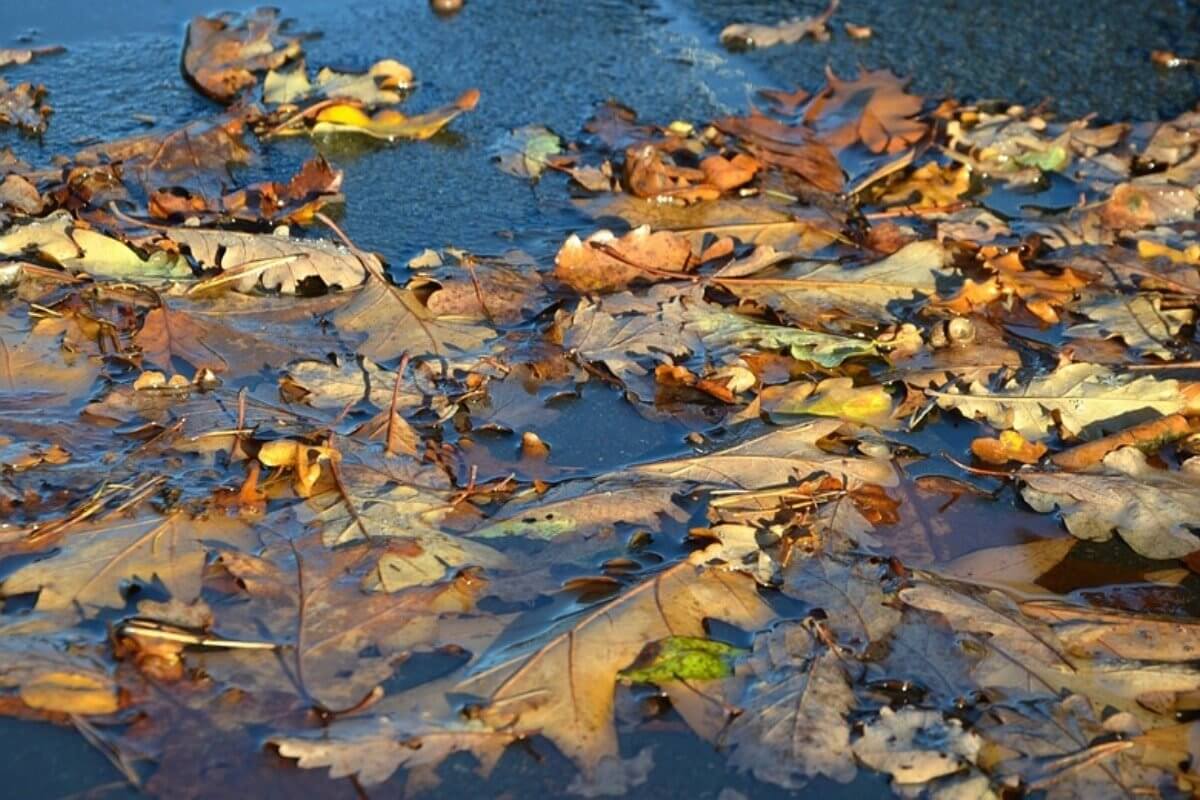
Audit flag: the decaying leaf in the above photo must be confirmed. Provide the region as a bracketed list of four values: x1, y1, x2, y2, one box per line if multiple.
[805, 67, 928, 154]
[2, 514, 227, 610]
[852, 707, 980, 784]
[931, 363, 1196, 441]
[970, 430, 1047, 465]
[493, 125, 563, 180]
[1022, 448, 1200, 559]
[165, 226, 368, 293]
[631, 419, 897, 489]
[1067, 292, 1193, 358]
[465, 561, 774, 775]
[182, 9, 302, 103]
[720, 0, 839, 49]
[726, 239, 951, 327]
[0, 79, 51, 135]
[10, 5, 1200, 797]
[554, 225, 693, 294]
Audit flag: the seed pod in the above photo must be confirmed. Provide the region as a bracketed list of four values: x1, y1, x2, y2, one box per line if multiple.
[929, 322, 949, 349]
[947, 316, 976, 346]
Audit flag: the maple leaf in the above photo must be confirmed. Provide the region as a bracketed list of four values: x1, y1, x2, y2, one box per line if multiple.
[804, 67, 928, 154]
[714, 110, 844, 192]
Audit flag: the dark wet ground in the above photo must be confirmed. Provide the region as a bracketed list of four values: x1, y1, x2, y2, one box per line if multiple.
[2, 0, 1198, 796]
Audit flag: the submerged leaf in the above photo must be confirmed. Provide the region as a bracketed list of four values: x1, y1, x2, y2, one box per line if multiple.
[619, 636, 746, 684]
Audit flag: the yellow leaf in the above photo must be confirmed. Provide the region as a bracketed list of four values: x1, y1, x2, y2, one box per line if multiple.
[21, 671, 120, 715]
[970, 430, 1047, 465]
[1137, 239, 1200, 265]
[314, 103, 374, 128]
[257, 440, 338, 497]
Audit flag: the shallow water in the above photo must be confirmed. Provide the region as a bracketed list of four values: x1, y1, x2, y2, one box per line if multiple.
[2, 0, 1198, 796]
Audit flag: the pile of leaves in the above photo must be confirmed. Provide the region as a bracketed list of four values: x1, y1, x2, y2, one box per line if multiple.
[4, 7, 1200, 799]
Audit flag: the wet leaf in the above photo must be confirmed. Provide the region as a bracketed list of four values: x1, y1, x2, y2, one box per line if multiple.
[931, 363, 1195, 441]
[554, 225, 693, 293]
[852, 707, 980, 784]
[1067, 292, 1193, 358]
[2, 513, 235, 611]
[720, 0, 838, 49]
[20, 670, 120, 715]
[465, 561, 774, 775]
[805, 68, 928, 154]
[309, 89, 479, 141]
[618, 635, 745, 683]
[0, 79, 50, 135]
[970, 430, 1047, 465]
[726, 239, 951, 327]
[759, 377, 896, 428]
[494, 125, 563, 180]
[166, 226, 368, 293]
[631, 419, 897, 489]
[1021, 448, 1200, 559]
[470, 478, 687, 540]
[182, 9, 302, 103]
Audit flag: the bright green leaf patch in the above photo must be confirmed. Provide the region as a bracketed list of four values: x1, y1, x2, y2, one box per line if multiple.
[619, 635, 747, 684]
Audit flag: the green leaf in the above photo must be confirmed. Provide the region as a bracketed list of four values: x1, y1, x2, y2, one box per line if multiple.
[494, 125, 563, 180]
[619, 636, 746, 684]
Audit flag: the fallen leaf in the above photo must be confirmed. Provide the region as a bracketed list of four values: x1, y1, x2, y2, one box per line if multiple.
[852, 707, 980, 784]
[931, 363, 1195, 441]
[182, 9, 302, 103]
[554, 225, 693, 293]
[805, 67, 928, 154]
[725, 239, 951, 327]
[1067, 292, 1193, 358]
[494, 125, 563, 180]
[466, 561, 774, 776]
[166, 226, 368, 293]
[970, 430, 1047, 465]
[308, 89, 479, 141]
[1101, 182, 1198, 229]
[720, 0, 838, 49]
[759, 377, 896, 428]
[0, 79, 50, 135]
[630, 418, 896, 489]
[1051, 414, 1192, 471]
[714, 110, 844, 192]
[20, 670, 120, 715]
[1021, 448, 1200, 559]
[2, 513, 233, 610]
